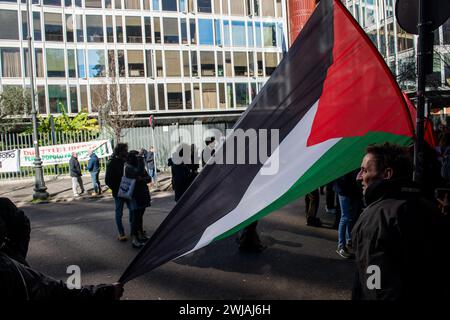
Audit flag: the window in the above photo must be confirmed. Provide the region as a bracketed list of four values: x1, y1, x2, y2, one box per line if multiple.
[148, 84, 156, 110]
[276, 0, 282, 17]
[227, 83, 234, 108]
[198, 19, 214, 45]
[85, 0, 102, 8]
[152, 0, 160, 10]
[155, 50, 163, 76]
[255, 22, 262, 47]
[256, 52, 263, 76]
[222, 0, 228, 14]
[218, 83, 226, 108]
[79, 85, 88, 112]
[223, 20, 231, 46]
[46, 49, 65, 77]
[76, 15, 84, 42]
[182, 51, 190, 77]
[162, 0, 177, 11]
[214, 19, 221, 46]
[397, 24, 414, 53]
[145, 50, 153, 77]
[143, 0, 150, 9]
[165, 51, 181, 77]
[154, 17, 161, 43]
[189, 19, 196, 44]
[125, 0, 140, 9]
[158, 84, 166, 110]
[264, 52, 277, 76]
[118, 50, 125, 76]
[230, 0, 245, 16]
[130, 85, 146, 111]
[37, 86, 47, 114]
[45, 13, 63, 41]
[261, 0, 275, 17]
[116, 16, 123, 42]
[107, 50, 115, 76]
[1, 48, 21, 77]
[234, 52, 247, 76]
[167, 84, 183, 110]
[43, 0, 61, 6]
[163, 18, 179, 44]
[235, 83, 248, 108]
[128, 50, 144, 77]
[144, 17, 152, 43]
[253, 0, 260, 16]
[104, 16, 113, 43]
[181, 18, 188, 44]
[193, 83, 200, 109]
[88, 49, 105, 77]
[225, 51, 232, 76]
[198, 0, 212, 13]
[77, 49, 85, 78]
[90, 85, 107, 112]
[126, 17, 142, 43]
[263, 22, 276, 47]
[68, 49, 76, 77]
[232, 21, 246, 46]
[248, 52, 255, 76]
[119, 84, 128, 110]
[48, 85, 67, 114]
[214, 0, 220, 14]
[179, 0, 187, 12]
[33, 12, 42, 41]
[191, 50, 198, 76]
[69, 86, 78, 113]
[106, 0, 112, 8]
[66, 15, 74, 42]
[185, 83, 192, 109]
[22, 11, 28, 41]
[200, 51, 215, 76]
[217, 51, 224, 76]
[251, 82, 256, 101]
[86, 15, 103, 42]
[35, 48, 44, 77]
[202, 83, 217, 109]
[247, 22, 254, 47]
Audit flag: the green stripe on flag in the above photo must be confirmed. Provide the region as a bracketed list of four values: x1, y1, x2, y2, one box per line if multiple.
[213, 132, 412, 242]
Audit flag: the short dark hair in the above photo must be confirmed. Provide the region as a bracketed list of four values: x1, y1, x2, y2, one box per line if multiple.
[366, 142, 413, 180]
[114, 143, 128, 157]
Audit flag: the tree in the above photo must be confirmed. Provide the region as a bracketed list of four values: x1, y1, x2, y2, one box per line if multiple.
[35, 109, 99, 133]
[0, 86, 31, 131]
[94, 51, 135, 143]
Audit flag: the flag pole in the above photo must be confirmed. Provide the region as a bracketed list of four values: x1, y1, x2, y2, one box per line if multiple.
[413, 0, 427, 185]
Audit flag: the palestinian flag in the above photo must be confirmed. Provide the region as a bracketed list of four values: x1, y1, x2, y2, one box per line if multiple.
[120, 0, 414, 282]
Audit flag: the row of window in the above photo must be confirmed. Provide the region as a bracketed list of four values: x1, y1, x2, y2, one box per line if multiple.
[1, 81, 264, 114]
[0, 10, 284, 49]
[0, 0, 283, 17]
[0, 47, 282, 78]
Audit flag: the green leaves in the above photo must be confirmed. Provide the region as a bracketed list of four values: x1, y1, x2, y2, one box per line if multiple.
[36, 109, 99, 133]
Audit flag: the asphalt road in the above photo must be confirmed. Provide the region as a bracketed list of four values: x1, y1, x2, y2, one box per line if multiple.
[22, 191, 355, 300]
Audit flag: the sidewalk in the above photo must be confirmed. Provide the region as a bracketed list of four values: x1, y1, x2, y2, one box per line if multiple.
[1, 172, 172, 207]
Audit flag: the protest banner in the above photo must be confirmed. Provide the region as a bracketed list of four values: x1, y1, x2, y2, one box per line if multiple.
[0, 149, 20, 173]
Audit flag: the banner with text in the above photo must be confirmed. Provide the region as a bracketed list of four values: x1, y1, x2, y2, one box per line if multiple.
[0, 149, 20, 173]
[20, 140, 113, 167]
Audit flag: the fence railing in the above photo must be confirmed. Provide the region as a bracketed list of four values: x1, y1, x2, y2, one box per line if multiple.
[0, 121, 234, 180]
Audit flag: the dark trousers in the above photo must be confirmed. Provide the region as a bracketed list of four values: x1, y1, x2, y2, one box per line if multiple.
[130, 208, 146, 236]
[238, 221, 261, 248]
[305, 189, 320, 219]
[325, 183, 336, 209]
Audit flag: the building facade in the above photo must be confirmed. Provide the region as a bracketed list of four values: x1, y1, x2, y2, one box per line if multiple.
[0, 0, 287, 118]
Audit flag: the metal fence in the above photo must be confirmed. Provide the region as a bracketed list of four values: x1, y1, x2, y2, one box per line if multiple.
[0, 121, 234, 180]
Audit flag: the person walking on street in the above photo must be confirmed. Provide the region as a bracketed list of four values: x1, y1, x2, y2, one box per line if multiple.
[352, 142, 450, 300]
[87, 149, 101, 196]
[126, 151, 152, 248]
[69, 152, 84, 197]
[105, 143, 131, 242]
[305, 189, 321, 227]
[144, 146, 157, 186]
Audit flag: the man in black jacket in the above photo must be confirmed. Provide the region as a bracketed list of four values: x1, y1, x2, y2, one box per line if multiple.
[69, 152, 84, 197]
[105, 143, 130, 241]
[352, 142, 450, 300]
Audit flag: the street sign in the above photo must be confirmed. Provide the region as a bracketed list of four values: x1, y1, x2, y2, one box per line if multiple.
[395, 0, 450, 35]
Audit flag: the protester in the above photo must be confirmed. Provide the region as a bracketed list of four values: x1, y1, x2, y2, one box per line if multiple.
[168, 144, 191, 202]
[144, 146, 157, 186]
[352, 142, 450, 300]
[237, 221, 266, 253]
[126, 151, 152, 248]
[87, 149, 101, 196]
[105, 143, 131, 242]
[201, 137, 216, 167]
[69, 152, 84, 197]
[333, 169, 362, 259]
[0, 205, 123, 300]
[305, 189, 321, 227]
[186, 144, 200, 185]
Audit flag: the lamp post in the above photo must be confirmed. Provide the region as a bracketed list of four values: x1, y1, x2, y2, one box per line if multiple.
[26, 0, 48, 200]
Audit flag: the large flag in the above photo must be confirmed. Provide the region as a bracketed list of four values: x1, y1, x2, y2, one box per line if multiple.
[120, 0, 414, 283]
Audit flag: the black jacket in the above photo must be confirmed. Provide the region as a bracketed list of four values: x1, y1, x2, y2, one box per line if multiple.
[69, 156, 82, 177]
[125, 157, 151, 208]
[351, 178, 450, 300]
[0, 253, 117, 300]
[105, 156, 125, 198]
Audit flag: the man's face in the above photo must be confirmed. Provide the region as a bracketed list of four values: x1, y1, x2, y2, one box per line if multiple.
[356, 153, 383, 194]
